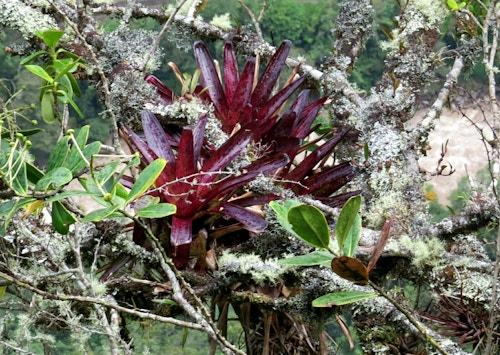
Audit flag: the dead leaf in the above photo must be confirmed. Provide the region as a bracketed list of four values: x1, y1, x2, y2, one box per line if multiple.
[367, 217, 393, 272]
[331, 256, 369, 285]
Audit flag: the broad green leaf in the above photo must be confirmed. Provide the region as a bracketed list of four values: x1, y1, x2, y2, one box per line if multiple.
[51, 201, 77, 234]
[64, 126, 93, 173]
[68, 141, 101, 175]
[269, 199, 303, 237]
[0, 285, 6, 299]
[127, 159, 167, 203]
[26, 162, 44, 184]
[41, 90, 55, 123]
[279, 250, 334, 267]
[288, 204, 330, 249]
[312, 291, 378, 307]
[46, 136, 70, 171]
[20, 50, 46, 65]
[46, 190, 94, 203]
[25, 65, 54, 83]
[81, 206, 120, 222]
[447, 0, 459, 11]
[343, 214, 362, 257]
[0, 198, 36, 217]
[137, 203, 177, 218]
[36, 29, 64, 49]
[34, 167, 72, 191]
[335, 196, 362, 253]
[11, 160, 28, 196]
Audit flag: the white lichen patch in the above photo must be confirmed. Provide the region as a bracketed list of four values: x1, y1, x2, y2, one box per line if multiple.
[0, 0, 57, 39]
[217, 251, 287, 286]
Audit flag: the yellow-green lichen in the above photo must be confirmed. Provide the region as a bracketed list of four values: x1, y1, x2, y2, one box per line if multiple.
[400, 235, 445, 268]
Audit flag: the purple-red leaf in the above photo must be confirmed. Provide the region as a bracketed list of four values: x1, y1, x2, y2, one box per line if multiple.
[145, 74, 178, 105]
[286, 128, 350, 182]
[225, 58, 256, 130]
[299, 162, 356, 196]
[251, 40, 291, 107]
[142, 110, 176, 166]
[170, 216, 193, 269]
[315, 191, 362, 208]
[176, 128, 195, 179]
[194, 41, 228, 118]
[292, 97, 328, 139]
[192, 114, 207, 164]
[220, 202, 267, 232]
[223, 42, 239, 106]
[201, 128, 252, 176]
[256, 75, 305, 121]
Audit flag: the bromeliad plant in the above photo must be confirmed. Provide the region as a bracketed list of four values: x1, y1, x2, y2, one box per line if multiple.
[123, 110, 290, 268]
[146, 40, 358, 207]
[125, 40, 359, 269]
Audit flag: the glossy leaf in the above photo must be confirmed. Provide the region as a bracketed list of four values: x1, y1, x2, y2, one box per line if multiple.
[343, 214, 362, 258]
[145, 74, 177, 105]
[331, 256, 369, 285]
[41, 90, 55, 123]
[36, 29, 64, 49]
[251, 40, 291, 106]
[312, 291, 378, 307]
[46, 136, 70, 171]
[335, 195, 362, 253]
[220, 202, 268, 232]
[137, 203, 177, 218]
[35, 167, 72, 191]
[141, 110, 176, 166]
[194, 41, 228, 118]
[127, 158, 167, 203]
[82, 206, 120, 222]
[25, 65, 54, 83]
[288, 204, 330, 249]
[269, 199, 302, 237]
[51, 201, 77, 235]
[279, 250, 334, 267]
[223, 42, 239, 104]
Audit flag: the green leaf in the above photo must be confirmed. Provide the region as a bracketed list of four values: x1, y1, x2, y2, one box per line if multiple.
[127, 159, 167, 203]
[446, 0, 459, 11]
[0, 285, 6, 299]
[41, 90, 56, 124]
[312, 291, 378, 307]
[288, 204, 330, 250]
[269, 199, 304, 237]
[0, 198, 34, 235]
[51, 201, 77, 234]
[279, 250, 334, 267]
[26, 162, 44, 184]
[35, 167, 73, 191]
[335, 195, 362, 253]
[81, 206, 120, 222]
[46, 136, 70, 171]
[153, 299, 178, 306]
[46, 190, 94, 203]
[11, 160, 28, 196]
[36, 29, 64, 49]
[25, 65, 54, 84]
[343, 214, 362, 257]
[20, 50, 46, 65]
[68, 141, 101, 175]
[137, 203, 177, 218]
